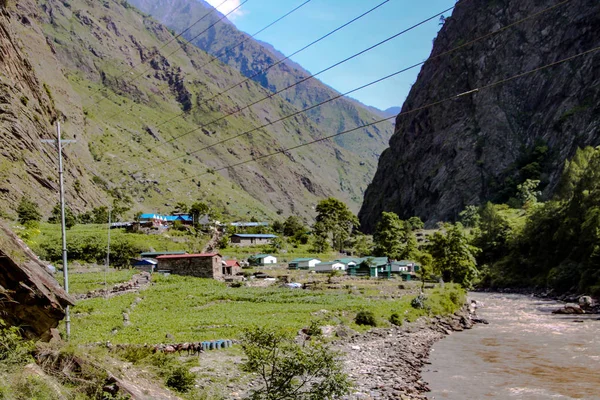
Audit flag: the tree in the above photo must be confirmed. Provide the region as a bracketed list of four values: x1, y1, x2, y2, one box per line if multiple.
[48, 203, 77, 229]
[313, 198, 358, 252]
[473, 202, 513, 264]
[240, 327, 351, 400]
[517, 179, 541, 207]
[283, 216, 305, 237]
[373, 212, 404, 259]
[189, 201, 209, 225]
[16, 196, 41, 225]
[428, 223, 480, 288]
[407, 216, 424, 231]
[373, 212, 418, 260]
[416, 252, 433, 292]
[459, 205, 480, 228]
[92, 206, 109, 224]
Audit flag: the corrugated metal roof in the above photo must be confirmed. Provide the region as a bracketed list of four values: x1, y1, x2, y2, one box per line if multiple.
[289, 257, 320, 262]
[140, 251, 186, 257]
[156, 253, 220, 259]
[254, 254, 275, 259]
[232, 234, 277, 238]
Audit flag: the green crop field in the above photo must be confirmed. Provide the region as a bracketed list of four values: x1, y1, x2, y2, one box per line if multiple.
[65, 271, 464, 345]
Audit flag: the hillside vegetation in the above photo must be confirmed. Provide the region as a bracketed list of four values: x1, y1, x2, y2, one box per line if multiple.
[0, 0, 390, 223]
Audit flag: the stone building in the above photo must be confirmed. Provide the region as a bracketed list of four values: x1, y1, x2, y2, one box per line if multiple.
[156, 253, 225, 279]
[230, 234, 277, 247]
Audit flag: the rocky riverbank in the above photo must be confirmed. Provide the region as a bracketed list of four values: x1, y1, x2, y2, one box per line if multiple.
[339, 308, 476, 400]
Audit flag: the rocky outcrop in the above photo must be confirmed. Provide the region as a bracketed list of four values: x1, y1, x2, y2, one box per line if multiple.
[0, 221, 74, 340]
[360, 0, 600, 231]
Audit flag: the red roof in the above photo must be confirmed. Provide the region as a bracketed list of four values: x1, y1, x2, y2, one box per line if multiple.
[156, 253, 220, 259]
[225, 260, 240, 267]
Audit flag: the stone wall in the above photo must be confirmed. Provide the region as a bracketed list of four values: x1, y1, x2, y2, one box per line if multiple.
[157, 255, 222, 279]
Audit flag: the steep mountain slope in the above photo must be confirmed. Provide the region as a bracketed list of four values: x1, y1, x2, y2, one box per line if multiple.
[126, 0, 394, 174]
[0, 0, 382, 221]
[360, 0, 600, 231]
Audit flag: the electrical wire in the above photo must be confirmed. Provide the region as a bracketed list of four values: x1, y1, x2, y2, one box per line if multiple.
[137, 0, 569, 173]
[103, 0, 314, 122]
[152, 0, 392, 129]
[91, 0, 249, 107]
[87, 0, 232, 103]
[182, 45, 600, 179]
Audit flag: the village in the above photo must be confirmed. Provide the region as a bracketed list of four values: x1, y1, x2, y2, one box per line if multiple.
[127, 212, 423, 282]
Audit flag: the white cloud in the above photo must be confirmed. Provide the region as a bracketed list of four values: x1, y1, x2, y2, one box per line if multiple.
[204, 0, 246, 20]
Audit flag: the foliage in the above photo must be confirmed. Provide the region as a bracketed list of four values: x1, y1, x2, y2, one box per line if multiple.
[373, 212, 418, 260]
[428, 223, 480, 288]
[165, 366, 196, 393]
[190, 202, 210, 225]
[17, 196, 41, 225]
[313, 198, 358, 252]
[407, 216, 424, 231]
[0, 320, 34, 368]
[459, 205, 480, 228]
[472, 202, 513, 265]
[283, 216, 305, 238]
[481, 146, 600, 294]
[516, 179, 541, 207]
[240, 327, 351, 400]
[410, 293, 426, 309]
[47, 203, 77, 229]
[389, 313, 402, 326]
[354, 310, 377, 327]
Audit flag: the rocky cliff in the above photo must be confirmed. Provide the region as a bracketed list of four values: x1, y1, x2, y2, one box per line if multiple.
[360, 0, 600, 231]
[0, 220, 74, 340]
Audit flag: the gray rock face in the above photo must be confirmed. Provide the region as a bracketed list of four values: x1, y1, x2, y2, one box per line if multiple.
[0, 221, 74, 341]
[360, 0, 600, 231]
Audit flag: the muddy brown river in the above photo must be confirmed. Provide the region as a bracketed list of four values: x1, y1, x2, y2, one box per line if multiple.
[423, 293, 600, 399]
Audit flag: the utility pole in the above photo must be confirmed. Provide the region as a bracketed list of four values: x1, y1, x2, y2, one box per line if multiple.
[42, 121, 75, 339]
[105, 206, 111, 290]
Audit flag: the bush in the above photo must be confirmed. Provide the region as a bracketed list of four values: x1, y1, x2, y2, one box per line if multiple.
[165, 366, 195, 393]
[17, 196, 41, 225]
[0, 320, 34, 367]
[240, 327, 351, 399]
[355, 310, 377, 327]
[389, 313, 403, 326]
[411, 294, 426, 309]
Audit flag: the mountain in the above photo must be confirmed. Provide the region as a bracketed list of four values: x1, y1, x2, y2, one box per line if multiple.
[126, 0, 394, 179]
[359, 0, 600, 232]
[0, 0, 391, 222]
[383, 106, 400, 116]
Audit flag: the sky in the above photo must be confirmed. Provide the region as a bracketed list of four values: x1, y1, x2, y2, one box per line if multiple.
[203, 0, 458, 111]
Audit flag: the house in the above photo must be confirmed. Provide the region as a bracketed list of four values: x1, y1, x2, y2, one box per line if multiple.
[131, 258, 158, 273]
[222, 260, 242, 276]
[229, 222, 269, 227]
[165, 214, 193, 225]
[139, 213, 167, 227]
[288, 258, 321, 270]
[155, 253, 227, 279]
[335, 257, 362, 269]
[390, 260, 420, 281]
[314, 261, 346, 273]
[252, 254, 278, 266]
[347, 257, 390, 278]
[230, 233, 277, 247]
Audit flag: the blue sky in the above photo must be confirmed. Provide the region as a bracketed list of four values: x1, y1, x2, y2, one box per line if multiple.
[204, 0, 458, 110]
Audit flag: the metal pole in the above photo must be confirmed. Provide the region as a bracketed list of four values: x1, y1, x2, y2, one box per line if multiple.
[105, 206, 111, 289]
[57, 121, 70, 340]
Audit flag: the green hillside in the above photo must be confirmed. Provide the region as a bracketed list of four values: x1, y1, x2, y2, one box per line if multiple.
[0, 0, 385, 222]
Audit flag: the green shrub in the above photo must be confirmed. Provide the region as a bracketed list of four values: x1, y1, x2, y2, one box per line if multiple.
[389, 313, 402, 326]
[114, 346, 153, 364]
[165, 366, 195, 393]
[0, 320, 34, 367]
[411, 294, 426, 309]
[355, 310, 377, 327]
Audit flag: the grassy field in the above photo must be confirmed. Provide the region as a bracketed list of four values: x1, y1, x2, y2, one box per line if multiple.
[65, 270, 464, 345]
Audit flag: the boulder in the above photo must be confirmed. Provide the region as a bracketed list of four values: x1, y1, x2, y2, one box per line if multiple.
[0, 221, 74, 340]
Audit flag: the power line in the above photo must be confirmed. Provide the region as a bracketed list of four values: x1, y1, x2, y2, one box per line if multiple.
[146, 4, 455, 150]
[195, 0, 314, 71]
[184, 45, 600, 179]
[103, 0, 314, 123]
[87, 0, 232, 103]
[152, 0, 392, 129]
[138, 0, 569, 173]
[92, 0, 249, 107]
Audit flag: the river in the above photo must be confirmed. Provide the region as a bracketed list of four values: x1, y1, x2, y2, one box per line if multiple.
[423, 293, 600, 399]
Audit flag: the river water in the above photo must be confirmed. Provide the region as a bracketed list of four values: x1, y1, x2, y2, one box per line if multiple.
[423, 293, 600, 399]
